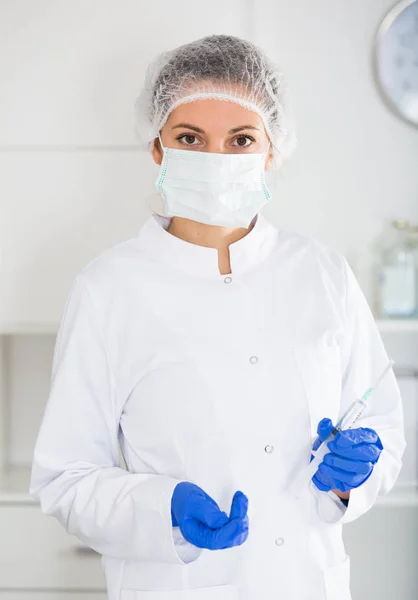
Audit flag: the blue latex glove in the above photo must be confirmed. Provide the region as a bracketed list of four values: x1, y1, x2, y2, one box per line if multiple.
[171, 482, 249, 550]
[311, 418, 384, 493]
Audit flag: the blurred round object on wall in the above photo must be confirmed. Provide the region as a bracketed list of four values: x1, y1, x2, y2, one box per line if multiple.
[374, 0, 418, 126]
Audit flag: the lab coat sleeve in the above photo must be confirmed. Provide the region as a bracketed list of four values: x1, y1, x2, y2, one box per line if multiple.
[29, 274, 202, 565]
[312, 258, 406, 524]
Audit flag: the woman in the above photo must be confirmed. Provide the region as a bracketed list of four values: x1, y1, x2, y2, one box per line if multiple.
[30, 34, 405, 600]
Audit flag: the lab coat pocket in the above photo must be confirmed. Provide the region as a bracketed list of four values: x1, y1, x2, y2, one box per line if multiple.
[323, 555, 352, 600]
[293, 343, 342, 440]
[120, 585, 239, 600]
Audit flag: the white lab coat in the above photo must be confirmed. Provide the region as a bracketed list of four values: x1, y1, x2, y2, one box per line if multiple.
[30, 212, 405, 600]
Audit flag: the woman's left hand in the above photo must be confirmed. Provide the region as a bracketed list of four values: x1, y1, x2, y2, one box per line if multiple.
[312, 418, 384, 493]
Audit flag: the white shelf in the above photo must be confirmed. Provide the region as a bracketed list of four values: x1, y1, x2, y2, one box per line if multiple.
[1, 465, 417, 507]
[0, 491, 37, 504]
[0, 467, 38, 505]
[376, 319, 418, 333]
[0, 322, 58, 335]
[376, 488, 418, 507]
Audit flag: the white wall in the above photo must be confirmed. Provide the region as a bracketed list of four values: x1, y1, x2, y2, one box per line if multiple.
[1, 2, 417, 324]
[253, 0, 418, 307]
[0, 0, 250, 325]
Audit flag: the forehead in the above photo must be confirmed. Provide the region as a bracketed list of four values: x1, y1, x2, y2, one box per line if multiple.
[165, 98, 265, 133]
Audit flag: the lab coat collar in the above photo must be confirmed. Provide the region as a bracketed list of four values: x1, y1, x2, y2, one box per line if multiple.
[137, 212, 279, 279]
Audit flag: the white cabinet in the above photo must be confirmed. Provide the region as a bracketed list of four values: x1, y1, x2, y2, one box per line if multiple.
[0, 595, 107, 600]
[345, 505, 418, 600]
[379, 327, 418, 489]
[396, 376, 418, 487]
[0, 506, 105, 590]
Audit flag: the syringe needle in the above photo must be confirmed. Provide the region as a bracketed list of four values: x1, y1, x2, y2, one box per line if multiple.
[370, 360, 395, 392]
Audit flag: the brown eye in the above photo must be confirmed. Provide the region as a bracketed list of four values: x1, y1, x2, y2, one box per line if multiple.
[232, 135, 255, 147]
[177, 134, 199, 146]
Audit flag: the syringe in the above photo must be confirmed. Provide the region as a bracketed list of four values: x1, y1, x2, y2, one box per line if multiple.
[289, 359, 395, 498]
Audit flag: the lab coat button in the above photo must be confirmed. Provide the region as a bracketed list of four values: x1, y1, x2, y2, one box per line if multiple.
[275, 537, 284, 546]
[224, 276, 232, 283]
[265, 445, 274, 454]
[249, 356, 258, 364]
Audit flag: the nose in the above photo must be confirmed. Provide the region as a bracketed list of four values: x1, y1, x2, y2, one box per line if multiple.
[205, 141, 226, 154]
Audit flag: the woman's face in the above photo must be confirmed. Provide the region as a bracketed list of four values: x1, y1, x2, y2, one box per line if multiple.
[152, 98, 273, 170]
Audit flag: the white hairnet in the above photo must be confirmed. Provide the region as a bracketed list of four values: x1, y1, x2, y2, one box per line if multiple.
[134, 34, 297, 170]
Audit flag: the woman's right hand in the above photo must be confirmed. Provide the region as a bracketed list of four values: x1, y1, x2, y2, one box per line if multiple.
[171, 482, 249, 550]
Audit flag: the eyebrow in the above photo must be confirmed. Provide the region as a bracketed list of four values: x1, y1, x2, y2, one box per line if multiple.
[171, 123, 261, 134]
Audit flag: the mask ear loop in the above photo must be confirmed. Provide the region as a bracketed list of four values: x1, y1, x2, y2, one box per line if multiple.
[259, 140, 273, 202]
[158, 132, 165, 155]
[269, 137, 284, 173]
[155, 131, 172, 219]
[263, 141, 272, 168]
